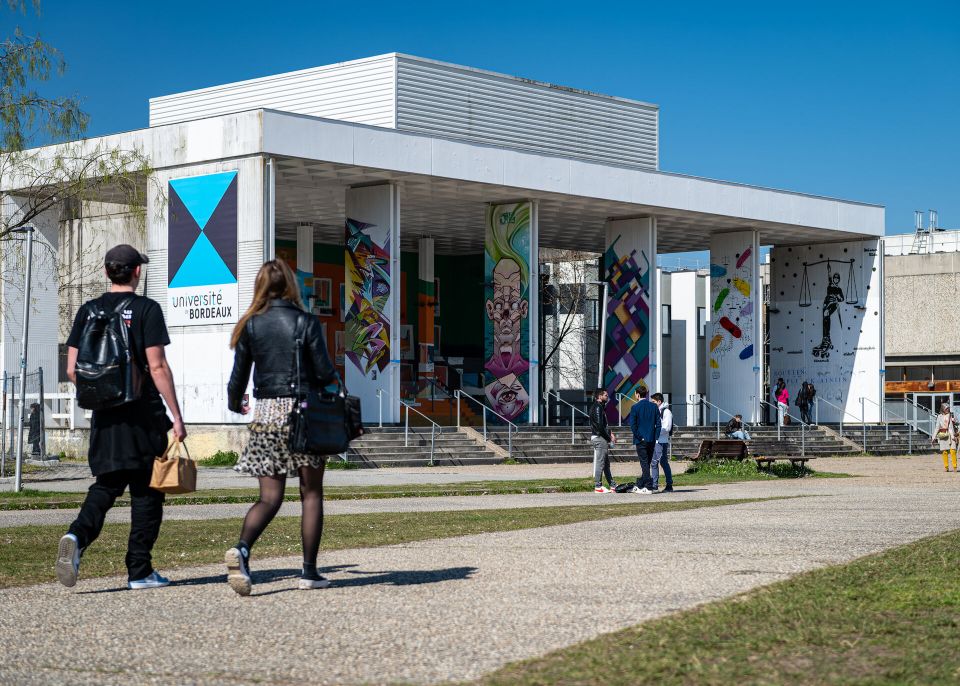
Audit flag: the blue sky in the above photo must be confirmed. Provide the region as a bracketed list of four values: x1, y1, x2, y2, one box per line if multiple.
[13, 0, 959, 243]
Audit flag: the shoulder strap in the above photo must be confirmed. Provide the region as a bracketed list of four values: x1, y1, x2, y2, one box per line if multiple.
[293, 312, 307, 398]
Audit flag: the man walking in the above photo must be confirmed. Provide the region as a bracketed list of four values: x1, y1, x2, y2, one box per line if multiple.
[628, 387, 660, 494]
[589, 389, 618, 493]
[650, 393, 673, 492]
[56, 245, 186, 590]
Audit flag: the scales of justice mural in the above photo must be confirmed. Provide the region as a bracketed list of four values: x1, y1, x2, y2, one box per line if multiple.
[769, 241, 880, 413]
[484, 203, 532, 422]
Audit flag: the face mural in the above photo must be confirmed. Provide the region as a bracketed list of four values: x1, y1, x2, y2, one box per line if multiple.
[345, 218, 391, 377]
[484, 203, 532, 421]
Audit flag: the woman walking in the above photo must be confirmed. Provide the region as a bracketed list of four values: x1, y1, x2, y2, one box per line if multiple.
[933, 403, 957, 472]
[225, 260, 338, 595]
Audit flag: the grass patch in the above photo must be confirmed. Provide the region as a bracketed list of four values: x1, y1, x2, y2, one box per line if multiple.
[0, 498, 768, 589]
[478, 528, 960, 686]
[196, 450, 239, 468]
[0, 466, 847, 511]
[325, 459, 360, 470]
[685, 458, 819, 480]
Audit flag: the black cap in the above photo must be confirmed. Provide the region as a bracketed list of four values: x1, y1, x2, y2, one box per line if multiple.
[104, 244, 149, 267]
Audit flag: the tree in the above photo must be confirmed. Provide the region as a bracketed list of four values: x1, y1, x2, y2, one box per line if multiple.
[540, 249, 600, 392]
[1, 0, 154, 329]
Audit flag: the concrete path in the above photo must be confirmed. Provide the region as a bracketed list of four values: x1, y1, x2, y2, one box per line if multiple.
[1, 458, 958, 685]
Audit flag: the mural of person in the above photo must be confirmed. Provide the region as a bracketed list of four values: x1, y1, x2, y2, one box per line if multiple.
[485, 258, 529, 380]
[813, 272, 844, 359]
[484, 203, 532, 421]
[345, 218, 391, 376]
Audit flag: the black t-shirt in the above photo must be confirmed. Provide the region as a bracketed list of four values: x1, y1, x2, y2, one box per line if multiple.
[67, 292, 172, 474]
[67, 292, 170, 399]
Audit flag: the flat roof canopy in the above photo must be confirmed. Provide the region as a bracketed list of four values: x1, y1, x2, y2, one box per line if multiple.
[3, 108, 884, 254]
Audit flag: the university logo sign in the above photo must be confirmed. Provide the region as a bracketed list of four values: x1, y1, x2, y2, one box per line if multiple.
[167, 171, 239, 326]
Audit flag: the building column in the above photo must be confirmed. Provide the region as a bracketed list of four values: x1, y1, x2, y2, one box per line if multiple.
[417, 236, 435, 393]
[483, 201, 539, 424]
[344, 183, 401, 423]
[602, 216, 657, 424]
[296, 223, 314, 309]
[707, 230, 762, 422]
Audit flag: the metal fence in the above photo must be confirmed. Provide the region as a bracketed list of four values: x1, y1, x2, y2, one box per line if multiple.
[1, 368, 49, 480]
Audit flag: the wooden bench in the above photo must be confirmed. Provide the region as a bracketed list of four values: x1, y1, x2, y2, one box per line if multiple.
[694, 439, 748, 461]
[755, 456, 813, 470]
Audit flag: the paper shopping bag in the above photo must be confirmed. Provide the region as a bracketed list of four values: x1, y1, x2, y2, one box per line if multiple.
[150, 439, 197, 494]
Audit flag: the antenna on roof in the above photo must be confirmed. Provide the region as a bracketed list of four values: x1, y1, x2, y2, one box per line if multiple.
[930, 209, 940, 231]
[915, 210, 923, 232]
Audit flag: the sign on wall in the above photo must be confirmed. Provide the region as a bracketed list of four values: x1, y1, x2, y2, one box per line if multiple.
[708, 231, 761, 421]
[167, 171, 239, 326]
[484, 202, 533, 423]
[603, 218, 655, 424]
[768, 240, 882, 422]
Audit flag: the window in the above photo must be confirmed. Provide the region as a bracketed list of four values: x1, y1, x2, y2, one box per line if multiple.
[905, 366, 933, 382]
[661, 304, 671, 336]
[934, 365, 960, 381]
[884, 366, 904, 381]
[697, 307, 707, 338]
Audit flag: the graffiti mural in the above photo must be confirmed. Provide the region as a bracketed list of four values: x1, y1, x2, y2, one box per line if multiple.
[344, 217, 391, 377]
[602, 234, 651, 424]
[708, 245, 754, 375]
[484, 203, 531, 422]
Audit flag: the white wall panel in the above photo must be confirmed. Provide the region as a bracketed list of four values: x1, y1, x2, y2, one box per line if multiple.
[769, 240, 883, 422]
[150, 55, 396, 128]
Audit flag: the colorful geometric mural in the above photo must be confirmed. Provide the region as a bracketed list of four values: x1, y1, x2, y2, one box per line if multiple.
[345, 217, 391, 377]
[602, 234, 651, 424]
[484, 202, 531, 422]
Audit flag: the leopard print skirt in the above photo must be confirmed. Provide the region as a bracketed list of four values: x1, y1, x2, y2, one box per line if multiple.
[235, 398, 326, 477]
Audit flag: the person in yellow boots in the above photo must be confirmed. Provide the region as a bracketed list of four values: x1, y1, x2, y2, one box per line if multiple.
[933, 403, 957, 472]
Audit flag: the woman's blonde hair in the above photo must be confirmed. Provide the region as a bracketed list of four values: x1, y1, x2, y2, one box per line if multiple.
[230, 259, 303, 349]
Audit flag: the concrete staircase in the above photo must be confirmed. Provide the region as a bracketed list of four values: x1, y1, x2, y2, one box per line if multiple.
[344, 426, 501, 467]
[834, 423, 935, 455]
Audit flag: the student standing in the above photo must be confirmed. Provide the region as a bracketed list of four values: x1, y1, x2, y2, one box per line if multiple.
[588, 389, 618, 493]
[774, 378, 789, 426]
[27, 403, 42, 457]
[56, 245, 186, 590]
[650, 393, 673, 493]
[933, 403, 957, 472]
[225, 260, 339, 595]
[627, 387, 660, 494]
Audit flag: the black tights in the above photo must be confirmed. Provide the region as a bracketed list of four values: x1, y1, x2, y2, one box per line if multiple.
[239, 464, 325, 567]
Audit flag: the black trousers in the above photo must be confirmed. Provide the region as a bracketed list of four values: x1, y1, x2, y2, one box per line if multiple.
[634, 442, 654, 489]
[68, 468, 164, 581]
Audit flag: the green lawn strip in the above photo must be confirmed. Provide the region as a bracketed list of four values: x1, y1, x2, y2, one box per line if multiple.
[0, 498, 769, 589]
[0, 463, 847, 511]
[476, 528, 960, 686]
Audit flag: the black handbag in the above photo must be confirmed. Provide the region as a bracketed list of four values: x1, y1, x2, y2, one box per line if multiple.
[287, 315, 362, 455]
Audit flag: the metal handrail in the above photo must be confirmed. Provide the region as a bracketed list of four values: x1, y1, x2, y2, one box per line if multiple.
[758, 399, 806, 455]
[902, 397, 937, 439]
[616, 393, 635, 427]
[375, 389, 442, 466]
[454, 390, 516, 460]
[692, 394, 742, 439]
[861, 396, 905, 443]
[544, 390, 589, 444]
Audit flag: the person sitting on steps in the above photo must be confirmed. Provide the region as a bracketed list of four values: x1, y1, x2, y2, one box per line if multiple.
[725, 414, 751, 441]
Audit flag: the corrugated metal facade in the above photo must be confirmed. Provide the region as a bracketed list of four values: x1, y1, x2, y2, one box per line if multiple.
[149, 55, 396, 129]
[395, 56, 658, 169]
[148, 54, 659, 170]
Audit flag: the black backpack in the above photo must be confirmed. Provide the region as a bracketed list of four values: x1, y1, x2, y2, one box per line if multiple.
[74, 296, 143, 410]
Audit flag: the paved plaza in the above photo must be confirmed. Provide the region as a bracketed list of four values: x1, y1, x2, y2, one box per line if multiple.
[1, 456, 958, 685]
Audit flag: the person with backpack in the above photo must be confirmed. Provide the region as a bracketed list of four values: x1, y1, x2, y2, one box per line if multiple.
[796, 381, 815, 425]
[627, 386, 661, 494]
[224, 260, 339, 595]
[650, 393, 673, 492]
[588, 388, 619, 493]
[56, 245, 186, 590]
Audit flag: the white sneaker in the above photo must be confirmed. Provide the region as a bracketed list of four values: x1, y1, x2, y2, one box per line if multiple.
[594, 486, 612, 493]
[225, 547, 252, 596]
[298, 574, 332, 590]
[55, 533, 80, 588]
[631, 486, 652, 494]
[128, 571, 171, 590]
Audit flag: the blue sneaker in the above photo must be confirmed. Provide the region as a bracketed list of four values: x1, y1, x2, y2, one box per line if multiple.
[55, 533, 81, 587]
[128, 571, 171, 590]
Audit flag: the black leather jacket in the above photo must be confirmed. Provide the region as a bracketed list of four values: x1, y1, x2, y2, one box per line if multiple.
[589, 400, 612, 441]
[227, 299, 337, 413]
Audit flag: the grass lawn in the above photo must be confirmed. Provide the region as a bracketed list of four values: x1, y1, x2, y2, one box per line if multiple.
[477, 528, 960, 686]
[0, 498, 768, 589]
[0, 460, 846, 511]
